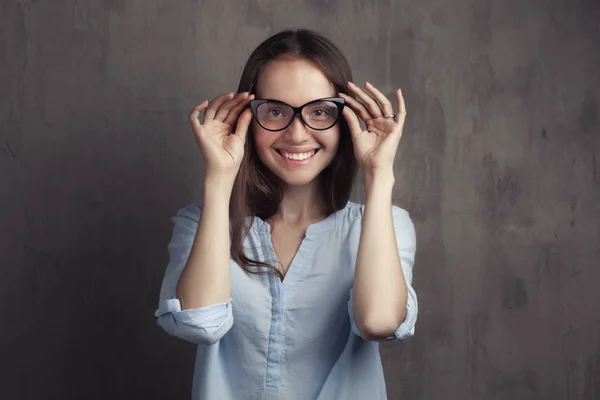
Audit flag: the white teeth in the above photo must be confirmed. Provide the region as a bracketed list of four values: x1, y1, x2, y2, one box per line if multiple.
[280, 150, 316, 161]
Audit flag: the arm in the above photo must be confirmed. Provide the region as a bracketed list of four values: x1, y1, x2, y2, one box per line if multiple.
[353, 172, 408, 340]
[340, 82, 417, 341]
[155, 199, 234, 345]
[176, 175, 234, 309]
[155, 92, 253, 344]
[175, 92, 253, 309]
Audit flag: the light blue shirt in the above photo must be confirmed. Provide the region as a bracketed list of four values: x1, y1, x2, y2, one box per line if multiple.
[156, 201, 418, 400]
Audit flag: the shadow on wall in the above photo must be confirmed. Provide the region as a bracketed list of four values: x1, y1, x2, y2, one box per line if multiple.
[3, 104, 200, 398]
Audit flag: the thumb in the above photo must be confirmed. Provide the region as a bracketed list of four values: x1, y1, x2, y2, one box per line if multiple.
[234, 108, 253, 144]
[189, 101, 209, 136]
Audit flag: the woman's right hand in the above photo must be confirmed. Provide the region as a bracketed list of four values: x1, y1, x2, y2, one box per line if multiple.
[189, 92, 255, 178]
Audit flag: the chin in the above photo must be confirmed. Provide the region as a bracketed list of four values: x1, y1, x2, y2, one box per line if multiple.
[274, 171, 322, 187]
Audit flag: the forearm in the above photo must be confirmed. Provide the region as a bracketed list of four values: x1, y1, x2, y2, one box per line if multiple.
[176, 174, 235, 310]
[353, 170, 408, 338]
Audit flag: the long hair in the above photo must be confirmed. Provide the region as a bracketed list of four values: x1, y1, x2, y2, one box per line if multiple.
[230, 29, 358, 279]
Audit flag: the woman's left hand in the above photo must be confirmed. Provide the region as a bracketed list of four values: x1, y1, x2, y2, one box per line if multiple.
[340, 82, 406, 174]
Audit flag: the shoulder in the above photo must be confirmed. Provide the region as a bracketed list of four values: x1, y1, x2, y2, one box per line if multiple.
[341, 200, 412, 223]
[343, 200, 414, 235]
[390, 205, 414, 232]
[391, 205, 416, 248]
[172, 201, 203, 224]
[341, 200, 364, 220]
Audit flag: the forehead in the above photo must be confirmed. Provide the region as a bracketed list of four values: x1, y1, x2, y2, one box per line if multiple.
[255, 58, 336, 106]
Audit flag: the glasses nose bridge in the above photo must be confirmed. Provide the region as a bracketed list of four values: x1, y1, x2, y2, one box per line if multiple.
[287, 104, 309, 128]
[283, 106, 312, 140]
[292, 104, 307, 123]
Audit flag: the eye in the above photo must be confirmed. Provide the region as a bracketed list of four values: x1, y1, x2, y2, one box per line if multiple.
[263, 105, 289, 118]
[311, 108, 329, 117]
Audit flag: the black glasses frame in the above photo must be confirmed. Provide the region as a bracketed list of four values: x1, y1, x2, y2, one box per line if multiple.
[249, 97, 345, 132]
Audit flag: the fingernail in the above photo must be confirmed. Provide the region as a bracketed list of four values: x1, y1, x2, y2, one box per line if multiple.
[348, 81, 355, 87]
[365, 81, 371, 86]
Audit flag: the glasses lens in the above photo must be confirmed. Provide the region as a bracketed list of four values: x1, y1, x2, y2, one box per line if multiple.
[256, 102, 294, 131]
[302, 100, 340, 129]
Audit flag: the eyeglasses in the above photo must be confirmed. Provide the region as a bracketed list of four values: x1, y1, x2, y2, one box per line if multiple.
[249, 97, 345, 132]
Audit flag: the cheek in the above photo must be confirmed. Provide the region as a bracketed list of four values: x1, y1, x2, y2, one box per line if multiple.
[323, 126, 341, 150]
[252, 122, 275, 155]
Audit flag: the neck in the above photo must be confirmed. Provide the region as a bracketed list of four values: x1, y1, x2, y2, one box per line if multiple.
[275, 178, 327, 224]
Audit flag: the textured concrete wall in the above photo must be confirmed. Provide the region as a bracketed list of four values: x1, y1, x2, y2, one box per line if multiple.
[1, 0, 599, 399]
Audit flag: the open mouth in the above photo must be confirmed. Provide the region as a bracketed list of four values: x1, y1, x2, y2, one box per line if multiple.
[275, 149, 320, 161]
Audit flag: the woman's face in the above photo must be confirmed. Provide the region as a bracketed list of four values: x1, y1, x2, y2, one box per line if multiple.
[252, 58, 340, 187]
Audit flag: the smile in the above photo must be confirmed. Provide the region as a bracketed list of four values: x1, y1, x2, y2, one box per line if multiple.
[279, 150, 316, 160]
[275, 149, 320, 164]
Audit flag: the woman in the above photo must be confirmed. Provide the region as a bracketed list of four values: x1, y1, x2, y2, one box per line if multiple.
[156, 29, 418, 400]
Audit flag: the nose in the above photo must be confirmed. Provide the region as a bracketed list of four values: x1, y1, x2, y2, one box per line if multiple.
[282, 114, 312, 143]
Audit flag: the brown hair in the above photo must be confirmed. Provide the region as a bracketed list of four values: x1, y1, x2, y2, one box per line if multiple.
[230, 29, 358, 279]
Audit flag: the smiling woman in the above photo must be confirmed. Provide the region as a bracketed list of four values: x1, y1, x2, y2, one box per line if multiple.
[155, 29, 417, 400]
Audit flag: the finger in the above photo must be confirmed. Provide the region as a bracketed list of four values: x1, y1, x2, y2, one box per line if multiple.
[347, 81, 382, 118]
[189, 101, 209, 131]
[204, 92, 235, 121]
[339, 93, 371, 122]
[223, 93, 254, 125]
[233, 108, 253, 144]
[395, 88, 407, 124]
[365, 82, 394, 117]
[341, 103, 362, 138]
[215, 92, 249, 122]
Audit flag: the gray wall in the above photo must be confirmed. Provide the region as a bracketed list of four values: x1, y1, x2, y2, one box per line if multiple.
[1, 0, 599, 399]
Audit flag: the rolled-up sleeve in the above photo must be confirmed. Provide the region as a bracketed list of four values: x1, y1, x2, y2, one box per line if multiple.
[155, 203, 233, 345]
[349, 205, 418, 341]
